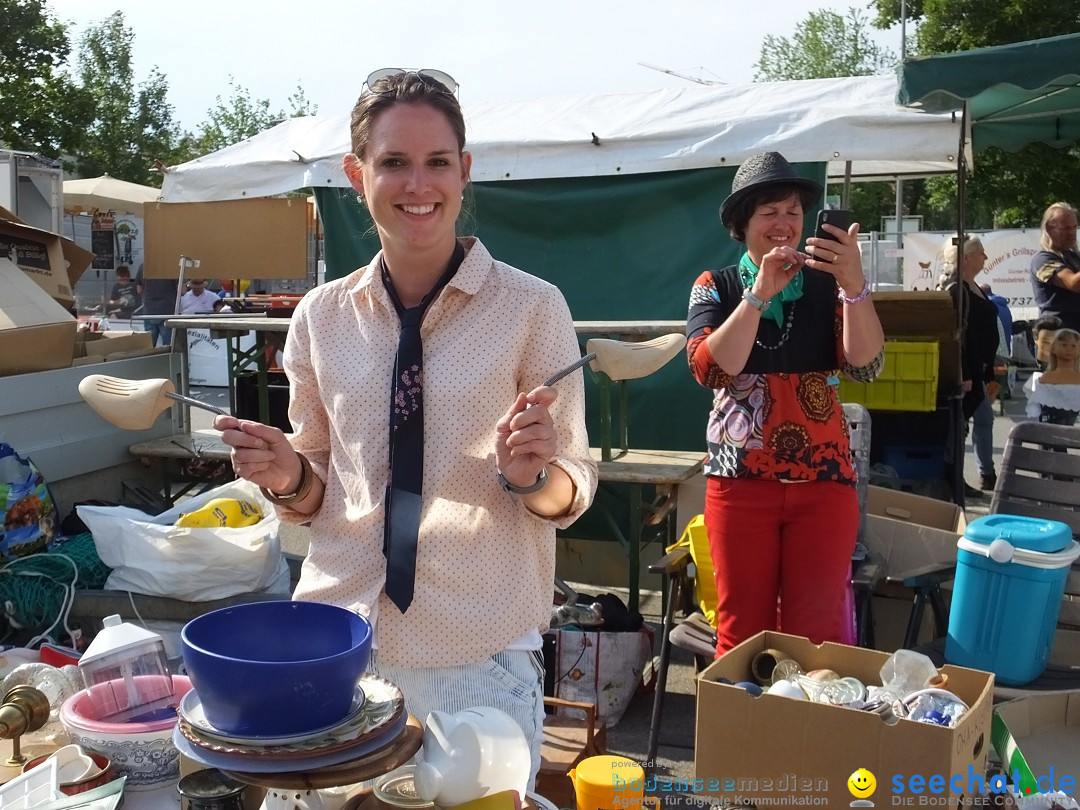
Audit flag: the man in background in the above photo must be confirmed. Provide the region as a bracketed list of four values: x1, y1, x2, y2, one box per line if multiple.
[1031, 202, 1080, 331]
[980, 283, 1012, 364]
[179, 279, 216, 315]
[1033, 314, 1065, 368]
[135, 263, 179, 347]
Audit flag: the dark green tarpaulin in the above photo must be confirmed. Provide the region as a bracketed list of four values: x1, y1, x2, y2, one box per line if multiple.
[897, 33, 1080, 153]
[314, 162, 828, 453]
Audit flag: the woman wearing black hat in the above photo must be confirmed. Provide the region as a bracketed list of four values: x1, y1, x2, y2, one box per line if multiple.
[685, 152, 884, 656]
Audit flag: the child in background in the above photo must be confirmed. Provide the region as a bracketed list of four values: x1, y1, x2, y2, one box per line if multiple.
[1025, 328, 1080, 425]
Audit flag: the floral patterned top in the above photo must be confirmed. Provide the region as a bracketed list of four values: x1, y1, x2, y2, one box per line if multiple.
[686, 264, 883, 484]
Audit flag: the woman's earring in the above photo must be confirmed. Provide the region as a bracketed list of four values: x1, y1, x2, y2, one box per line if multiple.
[357, 194, 365, 205]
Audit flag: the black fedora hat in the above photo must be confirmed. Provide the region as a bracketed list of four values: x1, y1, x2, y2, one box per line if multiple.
[719, 152, 823, 228]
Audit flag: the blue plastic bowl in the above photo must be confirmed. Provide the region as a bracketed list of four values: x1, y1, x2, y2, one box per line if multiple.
[180, 600, 372, 737]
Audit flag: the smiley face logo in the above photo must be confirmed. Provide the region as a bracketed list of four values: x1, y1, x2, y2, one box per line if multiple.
[848, 768, 877, 799]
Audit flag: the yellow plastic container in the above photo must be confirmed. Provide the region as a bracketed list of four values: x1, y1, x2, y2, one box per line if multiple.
[838, 340, 939, 411]
[567, 756, 658, 810]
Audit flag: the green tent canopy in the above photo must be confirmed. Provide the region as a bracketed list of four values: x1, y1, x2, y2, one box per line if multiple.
[897, 33, 1080, 153]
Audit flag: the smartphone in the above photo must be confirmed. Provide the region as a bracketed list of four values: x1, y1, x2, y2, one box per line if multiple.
[814, 208, 854, 242]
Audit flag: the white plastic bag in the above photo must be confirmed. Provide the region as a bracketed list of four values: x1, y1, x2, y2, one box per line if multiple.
[548, 626, 654, 727]
[77, 479, 290, 601]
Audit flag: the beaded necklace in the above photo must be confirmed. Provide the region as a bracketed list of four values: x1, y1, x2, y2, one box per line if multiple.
[755, 299, 796, 350]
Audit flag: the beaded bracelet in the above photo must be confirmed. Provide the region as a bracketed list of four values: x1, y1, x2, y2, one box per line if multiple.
[261, 453, 314, 505]
[838, 280, 871, 305]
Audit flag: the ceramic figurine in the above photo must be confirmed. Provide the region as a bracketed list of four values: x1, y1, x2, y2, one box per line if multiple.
[1025, 328, 1080, 426]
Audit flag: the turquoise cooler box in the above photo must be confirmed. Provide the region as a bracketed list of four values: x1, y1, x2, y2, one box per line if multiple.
[945, 514, 1079, 685]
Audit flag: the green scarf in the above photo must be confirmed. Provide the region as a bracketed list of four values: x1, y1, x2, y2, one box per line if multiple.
[738, 252, 804, 328]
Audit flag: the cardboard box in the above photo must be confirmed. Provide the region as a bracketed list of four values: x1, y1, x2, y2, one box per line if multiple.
[75, 330, 154, 357]
[0, 258, 77, 376]
[0, 205, 93, 306]
[696, 631, 994, 809]
[864, 486, 967, 582]
[992, 692, 1080, 801]
[71, 330, 161, 366]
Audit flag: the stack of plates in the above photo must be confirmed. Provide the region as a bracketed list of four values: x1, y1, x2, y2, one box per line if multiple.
[173, 674, 407, 774]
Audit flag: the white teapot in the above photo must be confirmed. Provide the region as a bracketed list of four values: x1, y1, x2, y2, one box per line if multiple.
[413, 707, 530, 806]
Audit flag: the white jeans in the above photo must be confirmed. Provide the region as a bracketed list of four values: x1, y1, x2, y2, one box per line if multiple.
[369, 649, 546, 792]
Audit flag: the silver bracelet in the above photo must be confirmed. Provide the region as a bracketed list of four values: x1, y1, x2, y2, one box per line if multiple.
[838, 280, 871, 305]
[742, 287, 768, 311]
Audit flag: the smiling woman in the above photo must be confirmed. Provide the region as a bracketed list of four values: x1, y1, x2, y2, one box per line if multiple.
[684, 151, 885, 657]
[212, 69, 598, 791]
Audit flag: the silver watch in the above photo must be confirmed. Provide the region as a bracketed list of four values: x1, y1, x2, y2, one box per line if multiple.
[742, 287, 768, 311]
[497, 467, 548, 495]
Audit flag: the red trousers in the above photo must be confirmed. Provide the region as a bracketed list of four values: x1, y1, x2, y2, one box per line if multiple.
[705, 476, 858, 656]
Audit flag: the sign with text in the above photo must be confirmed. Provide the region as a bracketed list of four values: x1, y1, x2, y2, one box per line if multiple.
[902, 229, 1041, 321]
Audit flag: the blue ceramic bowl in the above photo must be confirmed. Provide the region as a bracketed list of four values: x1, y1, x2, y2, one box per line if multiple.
[180, 600, 372, 737]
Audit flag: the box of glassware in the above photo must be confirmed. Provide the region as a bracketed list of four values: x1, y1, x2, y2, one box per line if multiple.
[695, 631, 994, 809]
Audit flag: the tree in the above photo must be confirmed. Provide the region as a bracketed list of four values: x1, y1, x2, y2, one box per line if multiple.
[71, 11, 184, 185]
[753, 8, 902, 234]
[754, 8, 896, 81]
[872, 0, 1080, 56]
[189, 79, 318, 157]
[0, 0, 91, 157]
[871, 0, 1080, 228]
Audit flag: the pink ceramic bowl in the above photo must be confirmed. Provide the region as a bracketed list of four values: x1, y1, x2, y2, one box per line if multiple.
[59, 675, 191, 791]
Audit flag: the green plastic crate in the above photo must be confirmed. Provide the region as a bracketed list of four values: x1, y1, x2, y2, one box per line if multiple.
[838, 340, 939, 411]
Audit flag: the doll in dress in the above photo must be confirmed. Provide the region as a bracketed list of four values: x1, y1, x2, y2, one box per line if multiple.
[1025, 328, 1080, 425]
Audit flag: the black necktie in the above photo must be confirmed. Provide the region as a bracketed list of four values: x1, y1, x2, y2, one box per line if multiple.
[382, 243, 465, 612]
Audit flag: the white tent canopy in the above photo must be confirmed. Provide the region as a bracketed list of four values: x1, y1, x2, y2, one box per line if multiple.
[161, 74, 963, 204]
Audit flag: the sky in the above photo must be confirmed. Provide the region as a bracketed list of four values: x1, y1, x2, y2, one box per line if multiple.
[44, 0, 902, 133]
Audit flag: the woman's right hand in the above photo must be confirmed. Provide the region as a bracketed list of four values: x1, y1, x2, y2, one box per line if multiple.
[213, 415, 303, 495]
[752, 245, 807, 300]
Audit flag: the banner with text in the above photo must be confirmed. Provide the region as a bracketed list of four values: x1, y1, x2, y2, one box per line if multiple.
[902, 229, 1042, 321]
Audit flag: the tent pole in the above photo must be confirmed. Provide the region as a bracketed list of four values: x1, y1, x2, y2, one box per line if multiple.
[895, 178, 904, 249]
[949, 102, 970, 509]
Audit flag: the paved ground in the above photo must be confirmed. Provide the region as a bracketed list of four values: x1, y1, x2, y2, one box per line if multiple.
[186, 374, 1030, 799]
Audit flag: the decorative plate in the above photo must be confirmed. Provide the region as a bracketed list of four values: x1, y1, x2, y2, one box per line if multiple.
[179, 675, 404, 757]
[172, 709, 409, 774]
[179, 681, 366, 746]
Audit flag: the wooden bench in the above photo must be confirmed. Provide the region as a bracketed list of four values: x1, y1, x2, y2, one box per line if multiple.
[588, 448, 705, 614]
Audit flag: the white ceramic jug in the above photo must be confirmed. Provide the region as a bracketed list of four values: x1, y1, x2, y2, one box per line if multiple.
[413, 707, 530, 806]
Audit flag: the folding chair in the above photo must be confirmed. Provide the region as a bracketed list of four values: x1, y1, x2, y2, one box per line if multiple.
[537, 696, 605, 809]
[990, 421, 1080, 628]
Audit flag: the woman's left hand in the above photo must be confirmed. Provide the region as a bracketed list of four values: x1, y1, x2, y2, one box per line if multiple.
[495, 386, 558, 488]
[806, 221, 866, 297]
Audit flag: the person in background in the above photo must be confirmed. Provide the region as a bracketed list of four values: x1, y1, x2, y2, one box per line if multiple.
[1031, 202, 1080, 331]
[1033, 314, 1065, 368]
[685, 151, 884, 656]
[980, 283, 1012, 362]
[213, 69, 597, 788]
[937, 235, 1000, 494]
[106, 265, 139, 319]
[980, 282, 1012, 407]
[135, 264, 179, 346]
[179, 279, 216, 315]
[212, 298, 233, 314]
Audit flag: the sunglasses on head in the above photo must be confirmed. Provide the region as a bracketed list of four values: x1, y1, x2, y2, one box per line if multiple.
[364, 68, 458, 96]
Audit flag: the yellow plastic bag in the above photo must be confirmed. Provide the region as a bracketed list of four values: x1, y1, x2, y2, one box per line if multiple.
[666, 514, 718, 629]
